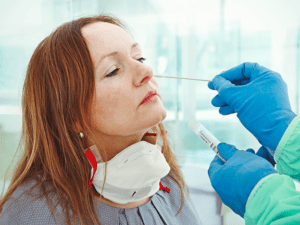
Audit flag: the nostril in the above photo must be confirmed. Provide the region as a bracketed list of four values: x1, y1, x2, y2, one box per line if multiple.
[142, 76, 150, 83]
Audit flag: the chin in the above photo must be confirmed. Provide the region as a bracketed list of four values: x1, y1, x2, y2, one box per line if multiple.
[148, 112, 167, 130]
[161, 110, 167, 121]
[140, 107, 167, 130]
[154, 106, 167, 123]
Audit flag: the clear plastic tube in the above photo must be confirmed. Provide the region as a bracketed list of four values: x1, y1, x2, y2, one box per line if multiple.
[188, 119, 226, 162]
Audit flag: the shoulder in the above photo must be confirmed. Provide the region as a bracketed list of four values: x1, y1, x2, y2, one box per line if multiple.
[0, 179, 61, 225]
[161, 174, 186, 194]
[159, 175, 188, 211]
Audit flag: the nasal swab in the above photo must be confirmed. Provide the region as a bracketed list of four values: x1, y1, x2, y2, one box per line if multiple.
[154, 75, 212, 82]
[155, 75, 223, 160]
[188, 119, 226, 162]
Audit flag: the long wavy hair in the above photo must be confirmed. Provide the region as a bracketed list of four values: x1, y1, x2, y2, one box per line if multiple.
[0, 15, 189, 224]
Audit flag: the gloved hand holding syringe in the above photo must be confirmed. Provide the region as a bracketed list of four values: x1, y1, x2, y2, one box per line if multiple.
[154, 74, 226, 162]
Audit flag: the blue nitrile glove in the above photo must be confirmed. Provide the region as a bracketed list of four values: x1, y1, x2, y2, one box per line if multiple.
[256, 146, 276, 167]
[208, 62, 296, 155]
[208, 143, 278, 218]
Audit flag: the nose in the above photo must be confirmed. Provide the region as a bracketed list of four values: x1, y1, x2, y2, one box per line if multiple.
[133, 62, 154, 87]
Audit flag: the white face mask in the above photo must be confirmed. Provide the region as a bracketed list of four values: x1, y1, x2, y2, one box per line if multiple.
[85, 137, 171, 204]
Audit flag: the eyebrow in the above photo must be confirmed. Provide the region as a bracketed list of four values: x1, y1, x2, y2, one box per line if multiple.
[96, 43, 140, 69]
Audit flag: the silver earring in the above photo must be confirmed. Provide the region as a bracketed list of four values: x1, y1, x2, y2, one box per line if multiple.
[79, 132, 84, 138]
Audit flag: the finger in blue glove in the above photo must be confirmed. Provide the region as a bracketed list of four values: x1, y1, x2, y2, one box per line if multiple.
[245, 149, 255, 154]
[211, 95, 227, 107]
[211, 95, 236, 115]
[208, 81, 215, 90]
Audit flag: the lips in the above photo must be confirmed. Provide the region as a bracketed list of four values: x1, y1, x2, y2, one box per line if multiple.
[140, 90, 157, 105]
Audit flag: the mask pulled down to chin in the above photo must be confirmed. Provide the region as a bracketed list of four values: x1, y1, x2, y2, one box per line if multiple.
[85, 136, 171, 204]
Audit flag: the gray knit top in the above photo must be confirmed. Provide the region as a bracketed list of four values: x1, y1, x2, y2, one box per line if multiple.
[0, 175, 203, 225]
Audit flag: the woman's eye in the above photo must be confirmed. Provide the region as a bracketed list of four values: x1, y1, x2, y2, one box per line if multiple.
[104, 59, 145, 78]
[105, 68, 120, 78]
[137, 57, 146, 63]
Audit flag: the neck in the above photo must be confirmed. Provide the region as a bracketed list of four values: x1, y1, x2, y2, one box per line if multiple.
[86, 131, 158, 162]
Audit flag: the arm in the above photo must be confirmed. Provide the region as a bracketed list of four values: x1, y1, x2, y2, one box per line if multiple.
[244, 174, 300, 224]
[275, 116, 300, 181]
[244, 115, 300, 224]
[0, 184, 63, 225]
[0, 196, 58, 225]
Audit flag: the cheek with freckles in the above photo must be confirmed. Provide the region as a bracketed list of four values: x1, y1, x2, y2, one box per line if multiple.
[91, 90, 139, 134]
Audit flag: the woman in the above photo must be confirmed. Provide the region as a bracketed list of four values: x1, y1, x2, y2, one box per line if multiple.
[0, 15, 202, 225]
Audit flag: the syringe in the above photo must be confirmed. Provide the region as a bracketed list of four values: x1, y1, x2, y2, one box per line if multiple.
[154, 75, 212, 82]
[188, 119, 226, 162]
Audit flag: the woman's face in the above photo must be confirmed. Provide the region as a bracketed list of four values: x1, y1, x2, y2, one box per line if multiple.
[81, 22, 167, 141]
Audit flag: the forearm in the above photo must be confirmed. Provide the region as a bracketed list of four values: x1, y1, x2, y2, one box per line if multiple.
[244, 174, 300, 224]
[245, 118, 300, 224]
[275, 116, 300, 181]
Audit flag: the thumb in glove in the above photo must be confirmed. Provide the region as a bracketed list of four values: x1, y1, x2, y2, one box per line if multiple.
[256, 146, 276, 166]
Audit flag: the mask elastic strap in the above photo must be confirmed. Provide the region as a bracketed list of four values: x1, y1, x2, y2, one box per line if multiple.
[146, 131, 170, 193]
[85, 148, 97, 188]
[159, 182, 171, 193]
